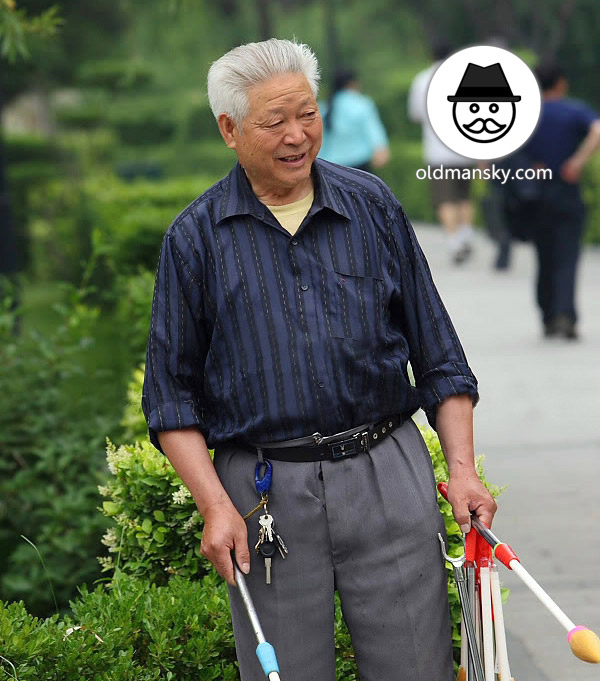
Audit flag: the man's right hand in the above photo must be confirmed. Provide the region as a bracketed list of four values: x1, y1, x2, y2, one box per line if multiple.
[200, 501, 251, 586]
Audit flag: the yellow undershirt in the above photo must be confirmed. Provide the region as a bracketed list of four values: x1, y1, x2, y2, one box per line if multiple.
[266, 190, 314, 236]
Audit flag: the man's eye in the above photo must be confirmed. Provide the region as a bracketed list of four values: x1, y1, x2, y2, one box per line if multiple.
[267, 121, 283, 128]
[303, 110, 317, 118]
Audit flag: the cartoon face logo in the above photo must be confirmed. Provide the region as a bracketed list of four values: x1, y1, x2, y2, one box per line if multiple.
[447, 62, 521, 145]
[452, 100, 516, 143]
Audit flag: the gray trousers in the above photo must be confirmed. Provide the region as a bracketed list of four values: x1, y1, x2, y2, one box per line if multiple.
[214, 419, 453, 681]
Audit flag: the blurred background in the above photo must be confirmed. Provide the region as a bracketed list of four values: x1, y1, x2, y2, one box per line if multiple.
[1, 1, 599, 675]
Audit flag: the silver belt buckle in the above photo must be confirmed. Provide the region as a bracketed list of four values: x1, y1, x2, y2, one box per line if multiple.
[329, 430, 369, 460]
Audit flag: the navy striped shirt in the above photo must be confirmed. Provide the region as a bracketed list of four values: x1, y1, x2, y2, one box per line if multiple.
[142, 159, 478, 451]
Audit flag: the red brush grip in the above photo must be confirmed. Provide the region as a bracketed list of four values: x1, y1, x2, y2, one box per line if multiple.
[437, 482, 449, 500]
[494, 543, 520, 569]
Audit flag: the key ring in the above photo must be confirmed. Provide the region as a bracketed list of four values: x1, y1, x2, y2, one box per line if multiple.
[255, 459, 273, 496]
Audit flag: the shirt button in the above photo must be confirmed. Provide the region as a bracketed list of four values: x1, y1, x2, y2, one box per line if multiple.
[300, 284, 309, 291]
[291, 239, 299, 246]
[318, 381, 325, 388]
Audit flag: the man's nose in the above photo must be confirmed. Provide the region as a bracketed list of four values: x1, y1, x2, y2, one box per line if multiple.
[283, 120, 306, 145]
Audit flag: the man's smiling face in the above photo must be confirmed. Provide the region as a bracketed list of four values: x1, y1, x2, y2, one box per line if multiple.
[452, 101, 516, 143]
[218, 72, 322, 204]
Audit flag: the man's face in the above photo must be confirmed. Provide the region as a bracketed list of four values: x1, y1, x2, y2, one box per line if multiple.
[452, 101, 516, 143]
[219, 72, 322, 202]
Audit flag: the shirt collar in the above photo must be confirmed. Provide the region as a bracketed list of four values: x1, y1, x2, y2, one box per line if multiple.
[216, 159, 351, 226]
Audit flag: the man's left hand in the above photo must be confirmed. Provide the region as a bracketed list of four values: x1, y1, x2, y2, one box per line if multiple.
[446, 473, 497, 533]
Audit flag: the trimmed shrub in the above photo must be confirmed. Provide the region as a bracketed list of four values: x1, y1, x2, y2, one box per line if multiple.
[0, 572, 238, 680]
[77, 59, 154, 91]
[0, 286, 126, 615]
[87, 174, 212, 276]
[4, 136, 70, 273]
[583, 155, 600, 245]
[378, 139, 436, 223]
[114, 270, 156, 364]
[107, 97, 177, 146]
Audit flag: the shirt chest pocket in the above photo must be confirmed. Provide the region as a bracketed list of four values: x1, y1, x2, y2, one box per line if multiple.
[325, 266, 385, 342]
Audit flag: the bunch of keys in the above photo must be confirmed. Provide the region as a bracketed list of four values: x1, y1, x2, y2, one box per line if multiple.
[254, 506, 288, 584]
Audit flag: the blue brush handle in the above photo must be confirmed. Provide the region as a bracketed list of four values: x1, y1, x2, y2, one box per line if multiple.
[256, 641, 280, 675]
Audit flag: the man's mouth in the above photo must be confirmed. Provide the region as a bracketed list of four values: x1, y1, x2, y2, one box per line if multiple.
[463, 118, 506, 134]
[279, 153, 306, 164]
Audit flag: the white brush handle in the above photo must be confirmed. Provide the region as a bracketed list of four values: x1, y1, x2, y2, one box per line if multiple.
[510, 560, 575, 631]
[480, 567, 495, 681]
[460, 611, 468, 674]
[491, 569, 511, 681]
[268, 674, 281, 681]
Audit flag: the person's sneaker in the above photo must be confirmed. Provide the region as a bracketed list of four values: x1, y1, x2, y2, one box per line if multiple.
[545, 315, 578, 340]
[453, 244, 472, 265]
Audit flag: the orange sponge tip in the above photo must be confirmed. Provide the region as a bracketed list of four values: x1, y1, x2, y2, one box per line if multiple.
[568, 626, 600, 663]
[457, 667, 466, 681]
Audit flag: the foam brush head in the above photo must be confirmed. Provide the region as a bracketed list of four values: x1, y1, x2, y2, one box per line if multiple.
[568, 626, 600, 664]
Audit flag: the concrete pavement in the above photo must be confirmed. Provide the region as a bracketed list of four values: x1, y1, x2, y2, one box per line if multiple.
[413, 223, 600, 681]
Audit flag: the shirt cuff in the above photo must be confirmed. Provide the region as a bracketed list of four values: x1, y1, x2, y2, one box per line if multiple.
[419, 367, 479, 430]
[146, 399, 205, 454]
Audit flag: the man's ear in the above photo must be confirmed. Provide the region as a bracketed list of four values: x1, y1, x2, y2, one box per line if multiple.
[217, 114, 238, 149]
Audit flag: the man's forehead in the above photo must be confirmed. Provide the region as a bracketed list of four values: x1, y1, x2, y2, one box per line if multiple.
[248, 73, 315, 110]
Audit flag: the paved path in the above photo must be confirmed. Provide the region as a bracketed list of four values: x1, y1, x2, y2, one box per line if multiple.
[413, 224, 600, 681]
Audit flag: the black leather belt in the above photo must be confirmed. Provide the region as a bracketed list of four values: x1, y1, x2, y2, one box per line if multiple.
[243, 415, 405, 462]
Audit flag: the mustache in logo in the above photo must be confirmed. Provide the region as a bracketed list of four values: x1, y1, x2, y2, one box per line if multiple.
[462, 118, 506, 134]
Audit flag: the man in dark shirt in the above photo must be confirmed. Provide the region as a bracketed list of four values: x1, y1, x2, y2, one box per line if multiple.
[522, 61, 600, 339]
[143, 39, 496, 681]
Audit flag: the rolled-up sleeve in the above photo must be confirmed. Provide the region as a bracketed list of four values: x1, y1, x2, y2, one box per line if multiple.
[142, 224, 209, 452]
[390, 203, 479, 428]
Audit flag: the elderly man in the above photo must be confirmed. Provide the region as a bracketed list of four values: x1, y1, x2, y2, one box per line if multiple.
[143, 39, 496, 681]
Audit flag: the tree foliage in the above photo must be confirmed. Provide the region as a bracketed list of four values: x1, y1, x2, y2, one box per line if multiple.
[0, 0, 61, 63]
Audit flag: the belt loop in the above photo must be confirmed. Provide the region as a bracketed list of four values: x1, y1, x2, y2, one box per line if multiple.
[256, 446, 264, 464]
[361, 431, 369, 451]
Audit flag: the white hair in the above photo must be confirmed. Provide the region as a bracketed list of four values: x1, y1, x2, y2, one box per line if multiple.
[207, 38, 320, 126]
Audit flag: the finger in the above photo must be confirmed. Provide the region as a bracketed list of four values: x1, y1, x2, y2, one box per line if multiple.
[213, 546, 236, 586]
[472, 497, 497, 529]
[233, 532, 251, 576]
[452, 502, 472, 535]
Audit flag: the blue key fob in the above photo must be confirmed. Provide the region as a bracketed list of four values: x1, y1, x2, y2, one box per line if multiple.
[255, 459, 273, 495]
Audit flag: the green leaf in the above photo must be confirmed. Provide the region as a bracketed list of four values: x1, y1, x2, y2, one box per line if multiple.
[153, 510, 166, 522]
[102, 501, 119, 516]
[141, 518, 152, 534]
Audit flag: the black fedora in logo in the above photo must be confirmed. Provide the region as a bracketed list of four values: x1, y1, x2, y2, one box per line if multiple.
[447, 63, 521, 102]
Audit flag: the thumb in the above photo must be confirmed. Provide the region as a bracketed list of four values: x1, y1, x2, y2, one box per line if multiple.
[233, 531, 251, 575]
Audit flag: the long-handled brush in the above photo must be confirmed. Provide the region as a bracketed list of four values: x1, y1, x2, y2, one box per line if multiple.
[234, 564, 282, 680]
[438, 482, 600, 664]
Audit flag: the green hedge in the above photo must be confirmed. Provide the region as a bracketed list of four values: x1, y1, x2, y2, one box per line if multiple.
[0, 572, 238, 681]
[378, 139, 436, 223]
[0, 286, 129, 616]
[106, 97, 177, 147]
[583, 155, 600, 244]
[77, 59, 154, 92]
[8, 169, 218, 283]
[87, 174, 218, 278]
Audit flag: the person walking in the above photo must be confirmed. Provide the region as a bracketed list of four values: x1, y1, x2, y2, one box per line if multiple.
[142, 38, 496, 681]
[408, 42, 475, 264]
[522, 61, 600, 340]
[318, 67, 390, 172]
